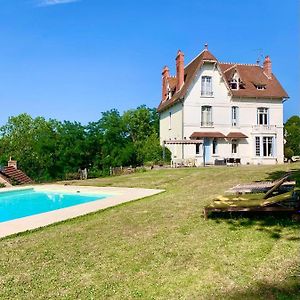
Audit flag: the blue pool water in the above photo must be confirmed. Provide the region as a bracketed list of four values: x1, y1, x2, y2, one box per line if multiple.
[0, 189, 109, 222]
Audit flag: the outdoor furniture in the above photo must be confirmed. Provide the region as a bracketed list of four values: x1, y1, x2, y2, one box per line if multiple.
[226, 158, 241, 166]
[215, 159, 226, 166]
[203, 174, 300, 219]
[171, 159, 184, 168]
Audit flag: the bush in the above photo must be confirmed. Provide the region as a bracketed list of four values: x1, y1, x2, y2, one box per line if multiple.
[88, 168, 105, 179]
[65, 172, 80, 180]
[284, 147, 294, 159]
[0, 183, 6, 188]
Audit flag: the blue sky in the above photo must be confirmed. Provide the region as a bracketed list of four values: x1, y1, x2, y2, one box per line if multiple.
[0, 0, 298, 125]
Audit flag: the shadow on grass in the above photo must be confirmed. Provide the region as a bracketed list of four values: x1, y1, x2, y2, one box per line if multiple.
[265, 167, 300, 187]
[219, 279, 300, 300]
[211, 212, 300, 240]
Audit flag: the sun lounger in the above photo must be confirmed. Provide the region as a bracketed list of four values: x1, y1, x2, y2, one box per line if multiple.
[203, 174, 300, 219]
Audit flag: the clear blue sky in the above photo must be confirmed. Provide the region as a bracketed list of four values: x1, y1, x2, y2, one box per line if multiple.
[0, 0, 298, 125]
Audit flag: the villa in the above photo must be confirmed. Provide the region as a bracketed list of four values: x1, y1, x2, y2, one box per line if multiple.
[158, 45, 288, 166]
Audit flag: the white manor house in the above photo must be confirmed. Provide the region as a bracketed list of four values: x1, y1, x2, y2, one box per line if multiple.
[157, 45, 288, 166]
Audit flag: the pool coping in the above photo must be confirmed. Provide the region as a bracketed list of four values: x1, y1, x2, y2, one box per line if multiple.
[0, 185, 164, 238]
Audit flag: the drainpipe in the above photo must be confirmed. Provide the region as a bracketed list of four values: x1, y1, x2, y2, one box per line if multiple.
[203, 138, 206, 167]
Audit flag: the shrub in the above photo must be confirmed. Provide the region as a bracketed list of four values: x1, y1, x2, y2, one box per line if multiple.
[284, 147, 294, 159]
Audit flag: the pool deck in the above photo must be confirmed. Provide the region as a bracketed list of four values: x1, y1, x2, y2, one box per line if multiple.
[0, 185, 164, 238]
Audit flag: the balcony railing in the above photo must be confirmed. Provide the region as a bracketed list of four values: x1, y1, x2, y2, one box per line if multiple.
[201, 91, 214, 97]
[252, 125, 277, 133]
[201, 121, 214, 127]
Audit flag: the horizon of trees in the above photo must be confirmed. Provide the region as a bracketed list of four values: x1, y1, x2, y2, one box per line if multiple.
[0, 105, 170, 182]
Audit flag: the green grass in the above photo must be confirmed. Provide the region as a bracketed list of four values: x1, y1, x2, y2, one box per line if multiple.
[1, 164, 300, 299]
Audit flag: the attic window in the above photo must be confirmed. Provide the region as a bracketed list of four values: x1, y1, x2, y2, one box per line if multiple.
[230, 79, 238, 90]
[167, 86, 172, 99]
[256, 85, 266, 90]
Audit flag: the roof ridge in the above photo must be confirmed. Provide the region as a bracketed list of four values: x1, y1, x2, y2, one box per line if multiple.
[184, 49, 206, 69]
[220, 62, 260, 67]
[223, 64, 237, 73]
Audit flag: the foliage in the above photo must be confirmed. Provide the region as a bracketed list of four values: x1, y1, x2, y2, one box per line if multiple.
[0, 106, 167, 181]
[284, 115, 300, 156]
[284, 147, 294, 159]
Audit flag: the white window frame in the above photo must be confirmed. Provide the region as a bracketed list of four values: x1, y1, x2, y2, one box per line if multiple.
[196, 143, 201, 155]
[231, 106, 239, 127]
[257, 108, 269, 125]
[255, 137, 260, 156]
[231, 139, 238, 154]
[201, 76, 213, 96]
[201, 106, 213, 127]
[230, 79, 238, 90]
[255, 136, 275, 157]
[263, 136, 274, 157]
[212, 139, 218, 155]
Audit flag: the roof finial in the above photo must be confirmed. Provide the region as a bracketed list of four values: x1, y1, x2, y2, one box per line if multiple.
[204, 43, 208, 50]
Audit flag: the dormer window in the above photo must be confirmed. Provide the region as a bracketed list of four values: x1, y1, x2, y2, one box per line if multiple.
[256, 85, 266, 90]
[230, 79, 238, 90]
[167, 86, 172, 99]
[229, 71, 240, 90]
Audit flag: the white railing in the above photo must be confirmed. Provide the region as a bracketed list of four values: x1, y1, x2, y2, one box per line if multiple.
[252, 125, 277, 132]
[201, 121, 214, 127]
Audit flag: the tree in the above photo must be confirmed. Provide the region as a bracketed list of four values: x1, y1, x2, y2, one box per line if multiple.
[0, 114, 58, 181]
[0, 105, 165, 181]
[284, 115, 300, 156]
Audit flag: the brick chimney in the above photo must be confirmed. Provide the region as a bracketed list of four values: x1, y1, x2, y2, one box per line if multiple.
[162, 65, 170, 101]
[8, 157, 17, 169]
[176, 50, 184, 91]
[263, 55, 272, 79]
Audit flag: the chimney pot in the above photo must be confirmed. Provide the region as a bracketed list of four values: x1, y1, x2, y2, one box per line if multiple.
[161, 66, 170, 101]
[263, 55, 272, 79]
[8, 158, 17, 169]
[176, 50, 184, 91]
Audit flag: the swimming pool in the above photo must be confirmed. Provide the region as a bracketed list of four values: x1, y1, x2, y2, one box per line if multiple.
[0, 188, 109, 222]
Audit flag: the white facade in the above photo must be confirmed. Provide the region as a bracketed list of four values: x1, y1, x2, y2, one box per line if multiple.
[160, 62, 285, 166]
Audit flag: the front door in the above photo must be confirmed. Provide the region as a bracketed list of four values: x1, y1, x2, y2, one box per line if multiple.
[204, 138, 212, 164]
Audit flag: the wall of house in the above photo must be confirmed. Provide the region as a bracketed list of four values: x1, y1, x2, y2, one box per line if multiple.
[181, 62, 284, 165]
[159, 102, 184, 159]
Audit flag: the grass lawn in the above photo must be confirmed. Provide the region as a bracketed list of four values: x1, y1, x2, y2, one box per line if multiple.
[1, 164, 300, 299]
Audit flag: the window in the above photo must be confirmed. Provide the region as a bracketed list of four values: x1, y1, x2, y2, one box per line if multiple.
[201, 106, 213, 126]
[263, 137, 273, 157]
[212, 139, 217, 154]
[255, 137, 260, 156]
[255, 136, 274, 157]
[256, 85, 266, 90]
[257, 108, 269, 125]
[169, 112, 172, 130]
[201, 76, 213, 96]
[167, 86, 172, 99]
[232, 139, 238, 154]
[196, 143, 200, 155]
[231, 106, 239, 127]
[230, 79, 238, 90]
